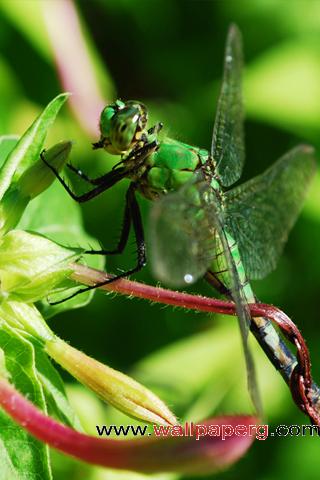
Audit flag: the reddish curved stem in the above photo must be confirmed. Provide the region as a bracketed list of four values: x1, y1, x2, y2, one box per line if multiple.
[71, 264, 320, 425]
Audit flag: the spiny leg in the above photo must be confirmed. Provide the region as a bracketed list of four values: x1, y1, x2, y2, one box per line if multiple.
[41, 136, 159, 202]
[84, 185, 132, 256]
[112, 137, 160, 171]
[84, 182, 146, 274]
[41, 150, 126, 202]
[66, 147, 151, 184]
[42, 139, 157, 304]
[66, 163, 103, 185]
[205, 270, 232, 297]
[48, 183, 146, 305]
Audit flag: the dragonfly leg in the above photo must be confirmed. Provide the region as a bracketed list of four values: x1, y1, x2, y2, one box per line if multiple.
[41, 150, 126, 202]
[84, 186, 132, 256]
[205, 270, 232, 297]
[124, 138, 159, 165]
[83, 182, 146, 268]
[111, 136, 159, 171]
[66, 163, 105, 185]
[48, 183, 147, 305]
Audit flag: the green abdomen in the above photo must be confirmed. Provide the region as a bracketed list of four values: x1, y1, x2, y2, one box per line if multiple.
[209, 231, 255, 303]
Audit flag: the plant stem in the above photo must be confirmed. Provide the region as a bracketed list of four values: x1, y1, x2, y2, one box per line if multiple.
[70, 263, 320, 424]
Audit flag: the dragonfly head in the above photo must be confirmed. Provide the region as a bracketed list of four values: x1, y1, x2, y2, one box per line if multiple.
[93, 100, 148, 155]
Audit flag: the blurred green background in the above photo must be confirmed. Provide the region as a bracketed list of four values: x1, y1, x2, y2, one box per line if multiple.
[1, 0, 320, 479]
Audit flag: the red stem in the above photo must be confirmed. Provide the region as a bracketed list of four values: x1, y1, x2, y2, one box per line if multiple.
[71, 264, 320, 425]
[0, 378, 256, 473]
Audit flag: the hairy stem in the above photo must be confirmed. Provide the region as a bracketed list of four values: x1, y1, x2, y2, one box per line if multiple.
[70, 263, 320, 424]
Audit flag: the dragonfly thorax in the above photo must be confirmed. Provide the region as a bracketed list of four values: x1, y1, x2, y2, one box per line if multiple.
[136, 138, 210, 200]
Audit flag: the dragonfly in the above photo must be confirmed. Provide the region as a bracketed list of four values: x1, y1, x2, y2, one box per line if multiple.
[42, 24, 316, 414]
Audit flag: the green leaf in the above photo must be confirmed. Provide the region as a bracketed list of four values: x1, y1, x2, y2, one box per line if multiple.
[0, 230, 78, 304]
[0, 300, 54, 345]
[0, 93, 69, 201]
[0, 135, 19, 169]
[0, 323, 52, 480]
[18, 181, 104, 317]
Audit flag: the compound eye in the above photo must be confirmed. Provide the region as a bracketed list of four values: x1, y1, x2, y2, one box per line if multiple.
[99, 105, 117, 139]
[110, 105, 143, 153]
[111, 117, 137, 152]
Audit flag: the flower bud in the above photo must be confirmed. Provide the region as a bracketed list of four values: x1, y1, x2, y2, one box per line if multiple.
[0, 142, 72, 236]
[46, 337, 177, 426]
[18, 141, 72, 199]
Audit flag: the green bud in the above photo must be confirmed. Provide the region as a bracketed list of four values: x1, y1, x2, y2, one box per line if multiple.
[0, 230, 79, 303]
[18, 141, 72, 199]
[0, 141, 72, 236]
[46, 337, 177, 426]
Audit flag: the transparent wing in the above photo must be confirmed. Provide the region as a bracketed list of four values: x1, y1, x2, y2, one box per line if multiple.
[149, 177, 262, 413]
[209, 189, 262, 415]
[211, 24, 244, 187]
[225, 145, 316, 280]
[148, 173, 216, 287]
